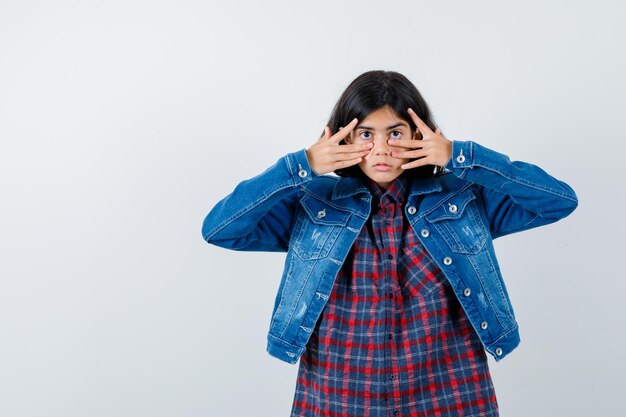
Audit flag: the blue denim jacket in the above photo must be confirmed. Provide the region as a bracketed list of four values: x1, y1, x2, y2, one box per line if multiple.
[201, 140, 578, 365]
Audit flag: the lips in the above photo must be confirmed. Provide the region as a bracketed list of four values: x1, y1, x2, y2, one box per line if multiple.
[373, 163, 392, 171]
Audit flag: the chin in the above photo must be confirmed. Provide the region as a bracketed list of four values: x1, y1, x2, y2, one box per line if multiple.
[366, 170, 402, 181]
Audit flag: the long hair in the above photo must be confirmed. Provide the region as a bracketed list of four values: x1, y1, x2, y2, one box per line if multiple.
[323, 70, 441, 179]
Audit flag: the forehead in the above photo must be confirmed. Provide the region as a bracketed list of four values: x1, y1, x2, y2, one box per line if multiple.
[357, 106, 410, 129]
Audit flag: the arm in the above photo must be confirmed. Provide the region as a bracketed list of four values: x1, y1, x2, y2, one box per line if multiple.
[201, 148, 319, 252]
[443, 140, 578, 239]
[202, 117, 370, 252]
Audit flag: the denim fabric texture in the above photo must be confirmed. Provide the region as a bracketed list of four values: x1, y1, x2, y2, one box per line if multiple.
[201, 140, 578, 365]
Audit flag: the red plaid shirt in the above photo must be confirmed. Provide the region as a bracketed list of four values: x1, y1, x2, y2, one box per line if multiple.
[290, 173, 499, 417]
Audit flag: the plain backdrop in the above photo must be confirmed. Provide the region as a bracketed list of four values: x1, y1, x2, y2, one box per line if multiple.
[1, 1, 625, 416]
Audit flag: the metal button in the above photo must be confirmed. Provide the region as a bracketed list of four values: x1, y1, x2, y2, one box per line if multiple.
[298, 169, 308, 178]
[407, 206, 417, 215]
[456, 154, 465, 163]
[495, 347, 503, 356]
[443, 256, 452, 265]
[481, 321, 488, 330]
[420, 229, 430, 238]
[317, 209, 326, 219]
[448, 203, 457, 213]
[463, 288, 471, 297]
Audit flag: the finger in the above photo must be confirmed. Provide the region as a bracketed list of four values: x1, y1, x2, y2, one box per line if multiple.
[317, 126, 328, 142]
[400, 156, 431, 170]
[334, 156, 363, 168]
[336, 143, 373, 153]
[330, 117, 358, 143]
[391, 148, 429, 159]
[333, 148, 372, 161]
[407, 108, 433, 136]
[388, 138, 425, 149]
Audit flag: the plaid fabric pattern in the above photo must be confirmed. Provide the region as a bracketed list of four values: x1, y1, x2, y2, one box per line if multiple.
[290, 173, 499, 417]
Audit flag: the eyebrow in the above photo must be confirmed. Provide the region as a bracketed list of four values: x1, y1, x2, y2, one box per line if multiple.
[355, 122, 409, 130]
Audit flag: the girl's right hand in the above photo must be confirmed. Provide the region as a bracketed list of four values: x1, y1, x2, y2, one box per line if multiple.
[305, 117, 373, 175]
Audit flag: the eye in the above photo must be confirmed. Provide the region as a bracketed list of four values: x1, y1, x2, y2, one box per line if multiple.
[390, 130, 403, 139]
[358, 131, 372, 140]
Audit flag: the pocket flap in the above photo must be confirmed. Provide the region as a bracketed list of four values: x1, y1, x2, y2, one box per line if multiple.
[425, 190, 477, 223]
[299, 194, 351, 226]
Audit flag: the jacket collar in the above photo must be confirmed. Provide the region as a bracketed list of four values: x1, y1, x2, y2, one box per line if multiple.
[332, 173, 442, 200]
[406, 174, 442, 199]
[332, 176, 369, 199]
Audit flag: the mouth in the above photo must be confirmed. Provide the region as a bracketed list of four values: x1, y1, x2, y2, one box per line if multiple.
[373, 163, 392, 171]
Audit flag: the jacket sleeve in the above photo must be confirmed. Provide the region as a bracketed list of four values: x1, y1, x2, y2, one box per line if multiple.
[443, 140, 578, 239]
[201, 148, 319, 252]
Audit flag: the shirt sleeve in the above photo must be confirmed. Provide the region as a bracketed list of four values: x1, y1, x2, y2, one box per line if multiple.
[443, 140, 578, 239]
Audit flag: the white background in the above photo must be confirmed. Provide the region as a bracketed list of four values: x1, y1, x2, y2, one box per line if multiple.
[1, 1, 624, 416]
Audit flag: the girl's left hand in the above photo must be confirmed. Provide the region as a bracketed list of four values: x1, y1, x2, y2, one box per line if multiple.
[389, 107, 453, 170]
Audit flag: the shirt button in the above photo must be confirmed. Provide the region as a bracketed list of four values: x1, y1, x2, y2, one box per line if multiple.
[420, 229, 429, 237]
[390, 374, 396, 380]
[456, 154, 465, 163]
[443, 256, 452, 265]
[481, 321, 488, 330]
[389, 293, 393, 298]
[407, 206, 417, 215]
[388, 334, 393, 339]
[463, 288, 471, 297]
[393, 410, 399, 416]
[388, 254, 393, 260]
[495, 347, 503, 356]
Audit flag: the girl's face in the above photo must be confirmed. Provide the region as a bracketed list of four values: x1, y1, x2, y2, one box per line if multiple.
[344, 105, 418, 190]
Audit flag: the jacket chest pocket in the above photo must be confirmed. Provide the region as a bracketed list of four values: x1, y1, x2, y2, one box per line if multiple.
[425, 189, 488, 255]
[290, 194, 351, 260]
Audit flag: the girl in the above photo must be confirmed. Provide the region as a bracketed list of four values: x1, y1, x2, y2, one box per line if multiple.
[201, 70, 578, 417]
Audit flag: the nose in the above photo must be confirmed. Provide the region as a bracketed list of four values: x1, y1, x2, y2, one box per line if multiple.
[371, 134, 392, 155]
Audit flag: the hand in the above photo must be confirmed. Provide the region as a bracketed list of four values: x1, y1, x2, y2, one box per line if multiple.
[389, 107, 452, 170]
[305, 118, 373, 175]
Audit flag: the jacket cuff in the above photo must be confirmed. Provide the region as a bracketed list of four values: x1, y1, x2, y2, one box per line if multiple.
[286, 148, 319, 185]
[444, 140, 473, 178]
